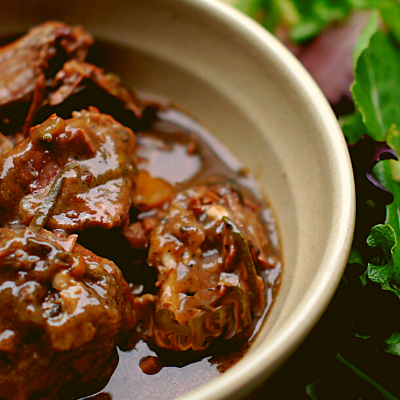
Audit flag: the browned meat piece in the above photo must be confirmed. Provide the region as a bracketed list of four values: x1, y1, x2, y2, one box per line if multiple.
[32, 58, 152, 132]
[0, 226, 136, 400]
[50, 60, 143, 117]
[147, 183, 268, 351]
[0, 108, 136, 232]
[123, 222, 148, 250]
[0, 22, 93, 136]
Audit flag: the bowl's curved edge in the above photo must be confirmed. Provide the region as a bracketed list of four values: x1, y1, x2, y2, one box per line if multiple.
[177, 1, 356, 399]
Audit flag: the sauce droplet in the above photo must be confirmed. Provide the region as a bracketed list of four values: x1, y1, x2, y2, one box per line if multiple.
[139, 356, 163, 375]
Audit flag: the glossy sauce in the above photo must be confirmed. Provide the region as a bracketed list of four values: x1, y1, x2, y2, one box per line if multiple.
[83, 106, 282, 400]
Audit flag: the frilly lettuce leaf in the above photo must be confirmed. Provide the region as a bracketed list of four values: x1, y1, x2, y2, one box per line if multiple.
[361, 223, 400, 301]
[366, 224, 396, 284]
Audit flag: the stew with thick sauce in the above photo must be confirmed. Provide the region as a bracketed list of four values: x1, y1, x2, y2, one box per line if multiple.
[0, 22, 282, 400]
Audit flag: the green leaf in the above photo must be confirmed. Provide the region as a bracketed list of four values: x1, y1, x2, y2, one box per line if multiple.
[350, 0, 393, 9]
[290, 0, 353, 42]
[372, 162, 400, 275]
[380, 0, 400, 45]
[366, 224, 396, 258]
[305, 379, 321, 400]
[235, 0, 396, 44]
[352, 31, 400, 141]
[381, 282, 400, 300]
[385, 332, 400, 357]
[367, 262, 393, 284]
[352, 10, 380, 66]
[340, 112, 367, 144]
[235, 0, 298, 33]
[352, 30, 400, 268]
[365, 223, 400, 293]
[360, 270, 368, 287]
[366, 224, 397, 284]
[348, 248, 366, 266]
[235, 0, 265, 15]
[386, 125, 400, 182]
[235, 0, 355, 42]
[354, 332, 371, 339]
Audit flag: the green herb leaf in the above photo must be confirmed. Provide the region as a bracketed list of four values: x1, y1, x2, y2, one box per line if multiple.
[352, 10, 379, 65]
[360, 270, 368, 287]
[381, 282, 400, 300]
[290, 1, 351, 42]
[352, 31, 400, 141]
[372, 162, 400, 273]
[235, 0, 298, 33]
[380, 0, 400, 45]
[348, 248, 366, 266]
[351, 28, 400, 262]
[354, 332, 371, 339]
[340, 112, 368, 144]
[235, 0, 355, 42]
[386, 125, 400, 182]
[367, 224, 396, 258]
[384, 332, 400, 357]
[367, 261, 393, 284]
[305, 379, 321, 400]
[366, 224, 397, 283]
[352, 0, 391, 7]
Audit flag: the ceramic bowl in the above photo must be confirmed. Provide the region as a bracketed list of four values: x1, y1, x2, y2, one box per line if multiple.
[0, 0, 355, 399]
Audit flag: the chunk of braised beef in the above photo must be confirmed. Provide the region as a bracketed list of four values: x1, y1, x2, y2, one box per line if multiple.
[49, 60, 143, 117]
[0, 108, 136, 233]
[123, 222, 148, 250]
[0, 227, 136, 400]
[146, 183, 268, 352]
[0, 22, 93, 136]
[33, 59, 154, 132]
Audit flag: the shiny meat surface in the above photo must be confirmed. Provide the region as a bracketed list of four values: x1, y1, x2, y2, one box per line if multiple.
[0, 227, 136, 400]
[0, 22, 93, 135]
[0, 108, 136, 232]
[147, 183, 267, 351]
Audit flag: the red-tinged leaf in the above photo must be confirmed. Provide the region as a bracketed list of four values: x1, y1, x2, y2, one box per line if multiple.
[296, 12, 371, 104]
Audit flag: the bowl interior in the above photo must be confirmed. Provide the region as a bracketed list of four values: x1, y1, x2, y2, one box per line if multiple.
[0, 1, 355, 399]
